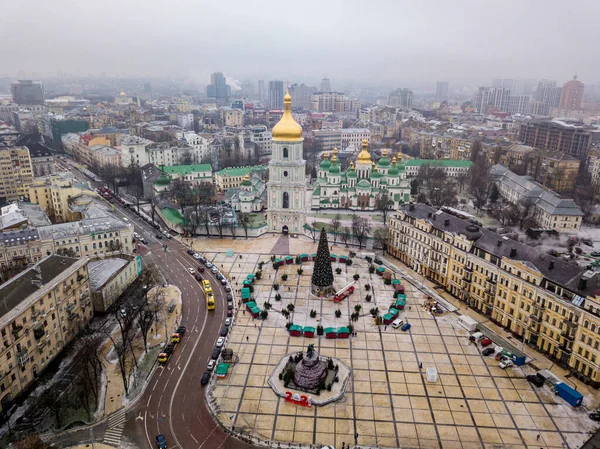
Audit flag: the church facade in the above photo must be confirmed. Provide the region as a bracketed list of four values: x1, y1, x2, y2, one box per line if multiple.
[266, 90, 307, 234]
[311, 140, 411, 211]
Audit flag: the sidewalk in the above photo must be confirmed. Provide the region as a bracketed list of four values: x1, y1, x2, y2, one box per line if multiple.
[101, 285, 182, 416]
[382, 252, 600, 409]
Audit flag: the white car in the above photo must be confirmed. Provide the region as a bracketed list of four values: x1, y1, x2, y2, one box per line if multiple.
[216, 337, 225, 348]
[188, 268, 196, 275]
[211, 267, 218, 274]
[193, 253, 201, 259]
[225, 318, 231, 326]
[207, 360, 216, 371]
[499, 359, 514, 369]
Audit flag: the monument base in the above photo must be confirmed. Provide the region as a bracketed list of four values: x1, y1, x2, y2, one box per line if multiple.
[311, 283, 334, 296]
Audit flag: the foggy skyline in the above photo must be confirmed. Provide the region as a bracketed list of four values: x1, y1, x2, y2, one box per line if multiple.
[1, 0, 599, 87]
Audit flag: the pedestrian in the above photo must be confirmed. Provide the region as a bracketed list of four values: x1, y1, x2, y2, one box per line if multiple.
[246, 336, 249, 342]
[342, 443, 345, 449]
[419, 362, 423, 369]
[243, 310, 245, 315]
[384, 326, 387, 331]
[537, 434, 541, 441]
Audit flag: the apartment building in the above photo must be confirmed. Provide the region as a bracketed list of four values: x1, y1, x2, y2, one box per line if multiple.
[310, 92, 348, 112]
[250, 126, 272, 157]
[518, 118, 594, 160]
[222, 108, 244, 127]
[0, 255, 92, 412]
[340, 128, 371, 149]
[0, 146, 34, 203]
[491, 165, 583, 232]
[29, 173, 96, 223]
[388, 204, 600, 386]
[403, 159, 473, 178]
[88, 255, 142, 312]
[313, 129, 342, 152]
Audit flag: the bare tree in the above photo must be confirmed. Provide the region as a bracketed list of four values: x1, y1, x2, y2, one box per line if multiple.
[340, 226, 351, 247]
[375, 191, 394, 224]
[15, 435, 51, 449]
[76, 330, 103, 408]
[514, 197, 536, 230]
[470, 140, 482, 162]
[199, 208, 211, 236]
[373, 228, 388, 254]
[330, 213, 341, 244]
[456, 172, 468, 193]
[238, 212, 250, 238]
[309, 220, 318, 241]
[469, 156, 491, 209]
[214, 209, 224, 238]
[352, 215, 371, 249]
[179, 148, 195, 165]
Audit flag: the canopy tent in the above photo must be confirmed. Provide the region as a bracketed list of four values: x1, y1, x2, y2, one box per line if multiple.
[325, 327, 337, 339]
[376, 267, 386, 275]
[389, 307, 399, 317]
[338, 255, 348, 264]
[242, 279, 252, 287]
[245, 301, 257, 309]
[311, 253, 317, 260]
[241, 288, 251, 301]
[392, 279, 401, 286]
[246, 274, 255, 281]
[289, 324, 303, 336]
[303, 326, 315, 337]
[397, 294, 407, 300]
[299, 253, 309, 261]
[285, 256, 294, 264]
[383, 313, 395, 325]
[337, 327, 350, 338]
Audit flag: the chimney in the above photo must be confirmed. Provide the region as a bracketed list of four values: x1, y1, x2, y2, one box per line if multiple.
[427, 213, 432, 218]
[510, 248, 517, 258]
[549, 261, 554, 270]
[497, 240, 502, 247]
[444, 219, 450, 226]
[579, 278, 587, 291]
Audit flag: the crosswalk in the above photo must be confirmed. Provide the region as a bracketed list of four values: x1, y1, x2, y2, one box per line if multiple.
[103, 409, 127, 447]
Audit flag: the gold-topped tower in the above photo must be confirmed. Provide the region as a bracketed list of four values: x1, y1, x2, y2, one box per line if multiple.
[271, 88, 303, 142]
[357, 138, 371, 163]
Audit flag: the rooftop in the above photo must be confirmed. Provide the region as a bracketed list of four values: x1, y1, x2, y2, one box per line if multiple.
[0, 255, 80, 322]
[88, 257, 129, 291]
[162, 164, 212, 175]
[404, 159, 473, 168]
[37, 215, 129, 240]
[216, 165, 268, 177]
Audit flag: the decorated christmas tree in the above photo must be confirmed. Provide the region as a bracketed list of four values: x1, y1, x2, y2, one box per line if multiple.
[311, 228, 334, 294]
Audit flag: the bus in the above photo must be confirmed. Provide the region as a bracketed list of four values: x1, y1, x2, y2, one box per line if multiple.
[206, 292, 215, 311]
[202, 280, 215, 310]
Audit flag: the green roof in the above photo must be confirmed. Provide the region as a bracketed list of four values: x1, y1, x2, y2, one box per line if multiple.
[320, 159, 332, 170]
[377, 157, 391, 167]
[289, 325, 303, 332]
[162, 164, 212, 175]
[329, 164, 340, 174]
[217, 165, 267, 177]
[404, 159, 473, 168]
[388, 166, 399, 175]
[216, 363, 230, 375]
[347, 170, 357, 178]
[356, 179, 371, 189]
[162, 207, 185, 225]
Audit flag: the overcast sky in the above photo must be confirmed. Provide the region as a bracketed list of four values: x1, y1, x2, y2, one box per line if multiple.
[1, 0, 599, 87]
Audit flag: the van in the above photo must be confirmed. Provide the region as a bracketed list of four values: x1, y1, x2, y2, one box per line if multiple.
[392, 318, 404, 329]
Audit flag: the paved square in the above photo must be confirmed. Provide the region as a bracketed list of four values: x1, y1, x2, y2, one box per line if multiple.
[205, 248, 596, 449]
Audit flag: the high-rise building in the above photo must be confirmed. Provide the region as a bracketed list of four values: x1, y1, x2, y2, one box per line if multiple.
[388, 88, 413, 109]
[472, 87, 510, 113]
[206, 72, 231, 101]
[258, 80, 265, 101]
[311, 92, 347, 112]
[11, 80, 44, 105]
[507, 95, 530, 115]
[320, 77, 331, 93]
[0, 146, 34, 203]
[288, 83, 316, 110]
[268, 81, 284, 108]
[435, 82, 449, 102]
[559, 75, 585, 111]
[518, 118, 593, 159]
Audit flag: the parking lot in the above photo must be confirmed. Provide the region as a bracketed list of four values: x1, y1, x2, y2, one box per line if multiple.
[202, 249, 599, 449]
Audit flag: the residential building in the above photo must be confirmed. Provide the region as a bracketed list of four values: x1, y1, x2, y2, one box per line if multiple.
[388, 88, 413, 109]
[559, 76, 585, 111]
[403, 159, 473, 178]
[258, 80, 265, 102]
[387, 203, 600, 386]
[320, 78, 331, 93]
[0, 146, 34, 203]
[473, 87, 510, 113]
[508, 95, 530, 115]
[0, 255, 92, 412]
[435, 82, 449, 102]
[311, 92, 347, 112]
[288, 84, 316, 110]
[311, 145, 411, 211]
[176, 113, 194, 131]
[250, 126, 272, 157]
[11, 80, 44, 105]
[147, 142, 194, 167]
[341, 128, 371, 149]
[533, 80, 562, 114]
[89, 145, 122, 168]
[160, 164, 212, 184]
[26, 143, 55, 177]
[490, 165, 583, 231]
[222, 108, 244, 127]
[206, 72, 230, 101]
[28, 173, 96, 223]
[215, 165, 267, 191]
[180, 132, 210, 163]
[528, 151, 580, 193]
[88, 255, 142, 312]
[118, 135, 153, 167]
[518, 118, 594, 159]
[269, 81, 284, 109]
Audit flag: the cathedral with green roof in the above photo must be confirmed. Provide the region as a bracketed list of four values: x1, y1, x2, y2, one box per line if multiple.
[311, 139, 411, 211]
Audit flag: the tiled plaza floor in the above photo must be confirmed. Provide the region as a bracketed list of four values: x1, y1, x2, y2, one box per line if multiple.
[203, 249, 598, 449]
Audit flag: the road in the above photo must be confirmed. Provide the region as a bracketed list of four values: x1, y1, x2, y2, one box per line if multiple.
[49, 161, 253, 449]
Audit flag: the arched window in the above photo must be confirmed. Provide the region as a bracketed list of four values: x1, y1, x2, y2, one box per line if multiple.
[283, 147, 289, 158]
[282, 192, 289, 209]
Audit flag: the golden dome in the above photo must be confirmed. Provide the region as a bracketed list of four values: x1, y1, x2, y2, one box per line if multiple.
[119, 91, 126, 96]
[372, 161, 376, 168]
[382, 148, 388, 157]
[349, 160, 355, 169]
[323, 151, 329, 159]
[332, 153, 338, 163]
[357, 138, 371, 163]
[392, 156, 397, 165]
[333, 147, 338, 155]
[272, 89, 303, 142]
[243, 174, 250, 180]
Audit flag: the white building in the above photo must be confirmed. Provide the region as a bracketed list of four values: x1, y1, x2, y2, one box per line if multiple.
[266, 90, 306, 234]
[251, 126, 273, 157]
[181, 132, 210, 162]
[341, 128, 371, 149]
[388, 88, 413, 109]
[118, 135, 153, 167]
[176, 113, 194, 131]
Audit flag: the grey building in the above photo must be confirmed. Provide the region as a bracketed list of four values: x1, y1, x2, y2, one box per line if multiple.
[11, 80, 44, 105]
[268, 81, 284, 108]
[206, 72, 231, 101]
[289, 83, 316, 110]
[435, 82, 449, 102]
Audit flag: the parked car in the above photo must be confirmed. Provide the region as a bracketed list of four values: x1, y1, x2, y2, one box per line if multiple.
[187, 249, 195, 255]
[227, 309, 233, 317]
[482, 347, 495, 356]
[216, 337, 225, 347]
[526, 374, 545, 387]
[211, 347, 221, 360]
[589, 412, 600, 422]
[220, 327, 229, 337]
[187, 268, 196, 275]
[176, 326, 186, 336]
[480, 338, 492, 347]
[220, 278, 227, 286]
[226, 294, 233, 301]
[211, 267, 218, 273]
[499, 359, 514, 369]
[155, 233, 163, 239]
[225, 318, 232, 326]
[201, 372, 211, 386]
[401, 323, 411, 331]
[207, 360, 216, 371]
[205, 262, 213, 268]
[225, 285, 231, 292]
[216, 273, 224, 281]
[156, 434, 167, 449]
[592, 251, 600, 257]
[227, 303, 233, 310]
[391, 319, 404, 329]
[193, 252, 201, 259]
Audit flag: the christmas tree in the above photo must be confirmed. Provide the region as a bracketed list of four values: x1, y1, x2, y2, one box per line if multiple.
[311, 228, 334, 292]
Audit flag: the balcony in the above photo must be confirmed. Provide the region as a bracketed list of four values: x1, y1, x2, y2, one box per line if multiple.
[68, 313, 77, 321]
[11, 325, 23, 336]
[37, 339, 47, 350]
[464, 266, 473, 273]
[33, 323, 44, 340]
[77, 274, 85, 282]
[16, 349, 29, 367]
[561, 331, 575, 341]
[563, 318, 578, 329]
[31, 309, 40, 318]
[65, 303, 75, 312]
[559, 343, 572, 354]
[487, 276, 497, 285]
